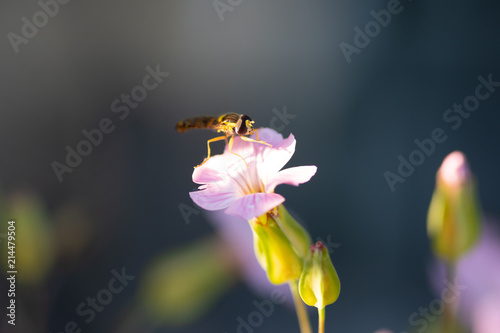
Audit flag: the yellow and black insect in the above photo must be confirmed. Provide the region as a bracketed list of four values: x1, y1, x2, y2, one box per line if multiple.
[176, 113, 272, 167]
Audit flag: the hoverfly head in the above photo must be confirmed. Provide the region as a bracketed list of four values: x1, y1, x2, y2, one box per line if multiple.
[236, 115, 254, 135]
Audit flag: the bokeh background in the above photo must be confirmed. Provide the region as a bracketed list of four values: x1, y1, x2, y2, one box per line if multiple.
[1, 1, 500, 332]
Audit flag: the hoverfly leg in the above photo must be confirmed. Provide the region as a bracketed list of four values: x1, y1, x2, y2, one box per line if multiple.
[240, 130, 272, 148]
[227, 135, 249, 168]
[194, 135, 227, 168]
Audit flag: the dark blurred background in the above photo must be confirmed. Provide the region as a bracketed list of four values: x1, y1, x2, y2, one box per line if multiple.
[1, 1, 500, 332]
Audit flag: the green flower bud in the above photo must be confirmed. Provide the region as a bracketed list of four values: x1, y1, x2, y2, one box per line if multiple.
[427, 151, 481, 262]
[250, 213, 303, 285]
[270, 204, 311, 258]
[299, 241, 340, 309]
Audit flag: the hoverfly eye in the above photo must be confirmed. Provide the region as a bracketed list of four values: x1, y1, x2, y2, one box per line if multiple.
[236, 115, 252, 135]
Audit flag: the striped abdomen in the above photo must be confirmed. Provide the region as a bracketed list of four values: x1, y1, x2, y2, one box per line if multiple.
[175, 116, 220, 133]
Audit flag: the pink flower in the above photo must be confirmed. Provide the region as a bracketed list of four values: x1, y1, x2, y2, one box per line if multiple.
[189, 128, 317, 220]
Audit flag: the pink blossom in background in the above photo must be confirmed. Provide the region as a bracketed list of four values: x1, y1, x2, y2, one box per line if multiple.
[430, 219, 500, 333]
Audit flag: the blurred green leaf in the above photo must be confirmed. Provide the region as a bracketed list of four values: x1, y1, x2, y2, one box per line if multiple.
[139, 236, 237, 325]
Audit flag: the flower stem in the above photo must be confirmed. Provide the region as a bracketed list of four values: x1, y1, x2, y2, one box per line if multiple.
[442, 262, 458, 333]
[318, 307, 325, 333]
[289, 280, 312, 333]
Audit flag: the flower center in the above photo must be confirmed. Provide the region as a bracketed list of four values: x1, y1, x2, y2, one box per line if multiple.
[228, 161, 265, 196]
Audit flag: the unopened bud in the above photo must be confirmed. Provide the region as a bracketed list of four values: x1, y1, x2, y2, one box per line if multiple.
[427, 151, 481, 262]
[271, 204, 311, 258]
[298, 241, 340, 309]
[250, 213, 303, 285]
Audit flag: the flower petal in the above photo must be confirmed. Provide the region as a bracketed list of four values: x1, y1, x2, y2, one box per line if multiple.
[189, 184, 238, 211]
[265, 165, 317, 193]
[228, 128, 296, 173]
[258, 133, 296, 176]
[251, 128, 290, 147]
[227, 128, 286, 155]
[225, 193, 285, 220]
[192, 155, 228, 184]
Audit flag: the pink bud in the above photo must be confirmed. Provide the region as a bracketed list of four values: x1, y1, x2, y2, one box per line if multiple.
[438, 151, 471, 189]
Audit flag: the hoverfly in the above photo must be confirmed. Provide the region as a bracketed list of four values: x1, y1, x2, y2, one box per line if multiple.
[176, 113, 272, 167]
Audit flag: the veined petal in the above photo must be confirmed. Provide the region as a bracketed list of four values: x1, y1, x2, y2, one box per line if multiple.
[225, 193, 285, 220]
[192, 167, 223, 184]
[228, 128, 289, 155]
[192, 155, 228, 184]
[224, 136, 256, 159]
[252, 128, 292, 147]
[228, 129, 296, 176]
[258, 134, 296, 176]
[265, 166, 317, 193]
[189, 184, 238, 211]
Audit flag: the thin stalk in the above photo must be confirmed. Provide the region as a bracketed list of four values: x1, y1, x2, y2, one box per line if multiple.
[289, 280, 312, 333]
[318, 307, 325, 333]
[442, 261, 457, 333]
